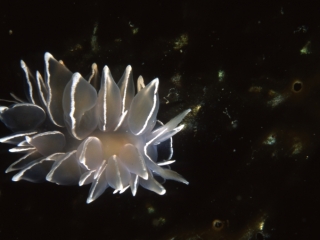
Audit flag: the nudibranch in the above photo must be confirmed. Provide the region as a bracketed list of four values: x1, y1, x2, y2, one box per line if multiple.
[0, 53, 190, 203]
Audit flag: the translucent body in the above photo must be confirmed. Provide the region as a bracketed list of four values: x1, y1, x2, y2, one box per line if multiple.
[0, 52, 190, 203]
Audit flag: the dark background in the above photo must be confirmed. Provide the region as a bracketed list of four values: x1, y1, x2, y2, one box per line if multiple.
[1, 0, 320, 239]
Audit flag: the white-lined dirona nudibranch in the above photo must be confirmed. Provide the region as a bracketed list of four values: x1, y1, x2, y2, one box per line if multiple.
[0, 53, 190, 203]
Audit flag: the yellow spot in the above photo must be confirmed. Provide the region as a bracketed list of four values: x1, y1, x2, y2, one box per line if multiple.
[292, 138, 303, 155]
[173, 33, 188, 50]
[132, 28, 139, 34]
[70, 44, 83, 52]
[300, 41, 311, 55]
[267, 90, 287, 108]
[152, 217, 166, 227]
[171, 73, 182, 87]
[259, 220, 265, 231]
[248, 86, 262, 93]
[218, 70, 225, 82]
[193, 105, 202, 115]
[147, 206, 155, 214]
[263, 133, 276, 145]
